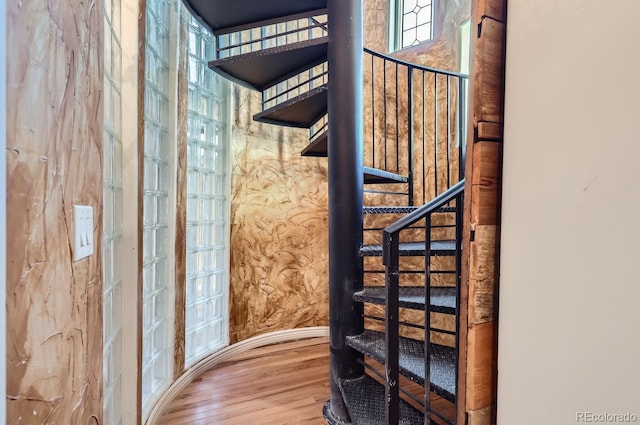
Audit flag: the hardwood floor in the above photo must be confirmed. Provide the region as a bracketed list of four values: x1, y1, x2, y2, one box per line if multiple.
[157, 336, 455, 425]
[158, 337, 331, 425]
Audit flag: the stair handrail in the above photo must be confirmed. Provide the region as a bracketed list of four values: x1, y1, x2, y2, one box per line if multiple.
[362, 47, 468, 206]
[382, 179, 465, 425]
[382, 179, 465, 241]
[364, 47, 469, 79]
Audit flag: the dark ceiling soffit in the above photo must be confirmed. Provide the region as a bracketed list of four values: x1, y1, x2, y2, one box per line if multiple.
[180, 0, 327, 35]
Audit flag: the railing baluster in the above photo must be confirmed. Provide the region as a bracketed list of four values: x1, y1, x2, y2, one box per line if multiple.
[422, 71, 426, 205]
[424, 214, 432, 425]
[372, 54, 376, 168]
[407, 66, 414, 206]
[383, 231, 400, 425]
[454, 192, 464, 425]
[446, 75, 451, 190]
[458, 77, 467, 182]
[384, 62, 387, 171]
[434, 75, 439, 197]
[395, 63, 399, 173]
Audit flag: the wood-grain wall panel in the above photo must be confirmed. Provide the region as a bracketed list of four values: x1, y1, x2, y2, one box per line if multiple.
[458, 0, 507, 422]
[174, 7, 189, 379]
[6, 0, 104, 422]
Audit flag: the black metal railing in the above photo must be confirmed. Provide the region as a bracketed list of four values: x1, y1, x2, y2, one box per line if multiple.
[382, 179, 465, 425]
[215, 10, 328, 59]
[262, 62, 328, 111]
[364, 48, 468, 206]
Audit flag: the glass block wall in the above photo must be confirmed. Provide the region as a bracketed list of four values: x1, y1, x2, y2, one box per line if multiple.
[103, 0, 123, 423]
[142, 0, 174, 415]
[184, 16, 230, 366]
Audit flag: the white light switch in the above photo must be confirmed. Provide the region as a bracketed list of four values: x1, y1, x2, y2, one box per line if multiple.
[73, 205, 94, 261]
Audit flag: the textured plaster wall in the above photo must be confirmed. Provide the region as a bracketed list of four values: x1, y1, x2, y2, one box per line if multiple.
[6, 0, 104, 423]
[228, 86, 330, 343]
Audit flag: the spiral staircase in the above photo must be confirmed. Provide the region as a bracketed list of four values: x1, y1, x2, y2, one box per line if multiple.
[182, 1, 468, 423]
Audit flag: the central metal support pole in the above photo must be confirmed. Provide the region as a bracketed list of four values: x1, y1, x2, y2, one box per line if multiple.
[326, 0, 364, 423]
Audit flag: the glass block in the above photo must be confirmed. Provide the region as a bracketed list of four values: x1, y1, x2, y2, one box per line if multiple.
[112, 285, 122, 331]
[143, 229, 155, 262]
[144, 159, 158, 191]
[187, 170, 198, 194]
[113, 89, 122, 134]
[143, 265, 154, 298]
[210, 319, 223, 345]
[103, 241, 113, 289]
[154, 292, 165, 321]
[144, 298, 153, 327]
[103, 132, 113, 180]
[143, 196, 156, 227]
[202, 224, 213, 246]
[186, 278, 197, 304]
[157, 195, 168, 225]
[210, 296, 220, 317]
[104, 291, 113, 340]
[111, 137, 122, 183]
[209, 273, 222, 296]
[112, 0, 121, 36]
[114, 189, 123, 232]
[213, 224, 225, 244]
[187, 198, 198, 221]
[215, 198, 226, 218]
[142, 367, 152, 396]
[155, 257, 167, 288]
[213, 249, 224, 269]
[113, 236, 123, 283]
[153, 321, 166, 356]
[104, 26, 113, 80]
[104, 189, 114, 236]
[155, 227, 168, 256]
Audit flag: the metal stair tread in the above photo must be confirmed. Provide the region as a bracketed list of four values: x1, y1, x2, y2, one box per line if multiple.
[208, 38, 328, 91]
[360, 240, 456, 257]
[346, 330, 456, 402]
[301, 130, 328, 157]
[253, 85, 328, 128]
[354, 286, 456, 314]
[363, 205, 456, 214]
[183, 0, 327, 33]
[363, 167, 408, 184]
[339, 374, 425, 425]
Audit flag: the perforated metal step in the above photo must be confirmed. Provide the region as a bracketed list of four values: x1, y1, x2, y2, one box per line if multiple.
[346, 330, 456, 402]
[339, 375, 424, 425]
[354, 286, 456, 314]
[208, 38, 328, 91]
[360, 240, 456, 257]
[363, 205, 456, 214]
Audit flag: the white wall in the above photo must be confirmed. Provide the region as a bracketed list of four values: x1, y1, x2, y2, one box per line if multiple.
[499, 1, 640, 424]
[1, 0, 7, 419]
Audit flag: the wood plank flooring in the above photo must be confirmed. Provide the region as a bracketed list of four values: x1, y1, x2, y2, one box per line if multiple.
[157, 336, 455, 425]
[158, 337, 331, 425]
